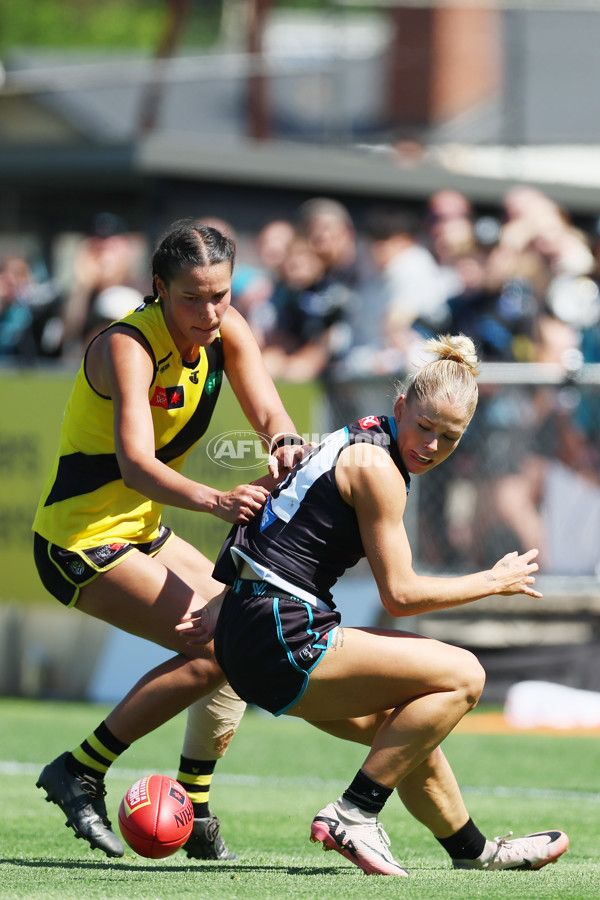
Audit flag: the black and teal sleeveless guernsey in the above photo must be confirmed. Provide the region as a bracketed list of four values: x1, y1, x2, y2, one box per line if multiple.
[213, 415, 410, 608]
[33, 300, 224, 551]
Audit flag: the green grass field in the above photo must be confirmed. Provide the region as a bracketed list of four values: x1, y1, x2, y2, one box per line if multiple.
[0, 698, 598, 899]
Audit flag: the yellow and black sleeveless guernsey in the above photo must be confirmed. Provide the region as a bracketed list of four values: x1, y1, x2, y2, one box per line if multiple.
[33, 299, 223, 552]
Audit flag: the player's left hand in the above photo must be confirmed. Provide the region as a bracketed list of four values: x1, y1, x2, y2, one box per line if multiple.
[176, 591, 225, 644]
[490, 548, 543, 598]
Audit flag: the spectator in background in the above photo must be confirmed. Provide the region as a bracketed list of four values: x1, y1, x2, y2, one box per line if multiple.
[249, 198, 377, 383]
[498, 186, 593, 367]
[491, 402, 600, 575]
[360, 205, 449, 372]
[259, 232, 353, 382]
[424, 189, 476, 300]
[256, 218, 296, 280]
[59, 212, 147, 360]
[445, 215, 539, 362]
[577, 217, 600, 365]
[296, 197, 379, 353]
[85, 285, 145, 342]
[236, 218, 296, 341]
[297, 197, 360, 288]
[0, 254, 63, 360]
[0, 256, 34, 358]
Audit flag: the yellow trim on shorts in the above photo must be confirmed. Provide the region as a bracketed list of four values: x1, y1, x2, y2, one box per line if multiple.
[69, 529, 175, 609]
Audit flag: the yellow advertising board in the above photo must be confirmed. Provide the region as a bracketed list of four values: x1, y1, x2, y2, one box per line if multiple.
[0, 367, 321, 604]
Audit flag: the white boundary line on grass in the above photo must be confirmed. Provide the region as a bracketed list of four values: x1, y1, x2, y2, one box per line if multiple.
[3, 760, 600, 804]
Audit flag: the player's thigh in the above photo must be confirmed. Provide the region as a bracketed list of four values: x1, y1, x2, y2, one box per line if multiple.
[76, 548, 210, 656]
[290, 626, 484, 721]
[152, 534, 224, 597]
[308, 712, 390, 746]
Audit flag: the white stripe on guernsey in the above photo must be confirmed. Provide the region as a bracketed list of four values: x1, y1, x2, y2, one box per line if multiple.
[4, 760, 600, 803]
[269, 426, 349, 524]
[230, 548, 330, 610]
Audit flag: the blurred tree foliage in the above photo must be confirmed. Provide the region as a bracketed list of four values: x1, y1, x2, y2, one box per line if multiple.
[0, 0, 360, 55]
[0, 0, 223, 52]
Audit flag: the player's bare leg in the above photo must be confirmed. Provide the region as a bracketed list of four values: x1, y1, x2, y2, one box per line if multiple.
[38, 537, 242, 858]
[304, 631, 568, 873]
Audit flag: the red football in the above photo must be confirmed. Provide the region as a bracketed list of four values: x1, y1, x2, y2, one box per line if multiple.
[118, 774, 194, 859]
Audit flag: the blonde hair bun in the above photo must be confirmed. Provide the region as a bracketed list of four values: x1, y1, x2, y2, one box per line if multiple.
[400, 333, 480, 422]
[423, 333, 480, 377]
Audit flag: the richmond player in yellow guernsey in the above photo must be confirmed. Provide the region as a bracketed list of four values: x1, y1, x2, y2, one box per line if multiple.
[34, 296, 226, 559]
[34, 221, 307, 861]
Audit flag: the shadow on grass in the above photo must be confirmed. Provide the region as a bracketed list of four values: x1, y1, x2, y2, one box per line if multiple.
[1, 858, 352, 876]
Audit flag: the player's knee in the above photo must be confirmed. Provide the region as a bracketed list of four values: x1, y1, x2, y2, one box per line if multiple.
[185, 655, 226, 694]
[456, 649, 486, 709]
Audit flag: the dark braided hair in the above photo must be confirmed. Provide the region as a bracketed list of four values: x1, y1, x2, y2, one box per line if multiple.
[145, 219, 236, 303]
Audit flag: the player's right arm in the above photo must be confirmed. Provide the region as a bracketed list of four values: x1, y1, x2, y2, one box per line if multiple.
[85, 327, 268, 523]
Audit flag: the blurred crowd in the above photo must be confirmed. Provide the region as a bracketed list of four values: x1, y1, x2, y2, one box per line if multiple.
[0, 212, 147, 364]
[3, 188, 600, 575]
[4, 186, 600, 375]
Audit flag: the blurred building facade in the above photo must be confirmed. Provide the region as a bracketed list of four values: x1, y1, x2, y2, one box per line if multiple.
[2, 4, 600, 253]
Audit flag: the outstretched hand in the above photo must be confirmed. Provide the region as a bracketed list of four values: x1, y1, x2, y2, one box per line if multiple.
[176, 591, 226, 645]
[488, 549, 542, 598]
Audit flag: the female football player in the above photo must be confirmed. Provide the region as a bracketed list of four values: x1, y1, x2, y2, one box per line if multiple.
[180, 333, 569, 876]
[33, 220, 307, 860]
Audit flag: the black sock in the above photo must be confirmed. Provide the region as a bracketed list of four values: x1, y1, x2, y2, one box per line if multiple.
[437, 818, 487, 860]
[342, 769, 393, 815]
[69, 721, 130, 780]
[177, 756, 217, 819]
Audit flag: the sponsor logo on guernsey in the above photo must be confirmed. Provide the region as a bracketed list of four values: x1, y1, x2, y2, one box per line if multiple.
[204, 370, 223, 395]
[260, 497, 278, 531]
[189, 370, 199, 384]
[150, 385, 185, 409]
[358, 415, 380, 429]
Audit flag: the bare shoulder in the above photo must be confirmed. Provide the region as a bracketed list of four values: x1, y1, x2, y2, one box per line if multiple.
[336, 442, 403, 506]
[220, 305, 255, 345]
[86, 326, 154, 396]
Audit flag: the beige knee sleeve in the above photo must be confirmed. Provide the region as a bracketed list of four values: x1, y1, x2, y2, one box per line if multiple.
[182, 682, 246, 760]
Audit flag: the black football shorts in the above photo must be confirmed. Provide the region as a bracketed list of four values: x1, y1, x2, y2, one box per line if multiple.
[33, 525, 173, 607]
[214, 577, 341, 716]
